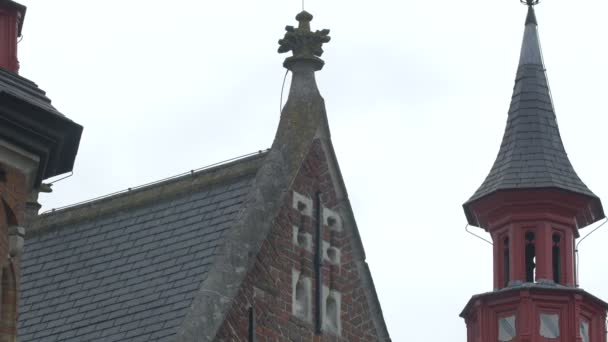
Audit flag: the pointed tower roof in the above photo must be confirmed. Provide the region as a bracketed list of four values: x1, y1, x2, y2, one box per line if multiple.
[464, 3, 604, 227]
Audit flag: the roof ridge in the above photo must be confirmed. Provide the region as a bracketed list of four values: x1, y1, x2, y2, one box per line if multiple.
[30, 150, 268, 236]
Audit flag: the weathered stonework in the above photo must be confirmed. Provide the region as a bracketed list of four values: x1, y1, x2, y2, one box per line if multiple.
[215, 140, 384, 341]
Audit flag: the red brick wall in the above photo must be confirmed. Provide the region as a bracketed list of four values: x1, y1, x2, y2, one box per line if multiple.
[216, 140, 381, 341]
[0, 162, 26, 342]
[0, 162, 26, 257]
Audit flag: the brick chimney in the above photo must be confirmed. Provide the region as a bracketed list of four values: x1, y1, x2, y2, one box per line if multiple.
[0, 0, 25, 73]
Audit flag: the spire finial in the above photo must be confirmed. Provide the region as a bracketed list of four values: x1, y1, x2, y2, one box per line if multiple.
[520, 0, 540, 5]
[522, 0, 539, 26]
[278, 11, 331, 71]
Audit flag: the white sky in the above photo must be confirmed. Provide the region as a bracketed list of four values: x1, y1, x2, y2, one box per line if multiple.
[15, 0, 608, 340]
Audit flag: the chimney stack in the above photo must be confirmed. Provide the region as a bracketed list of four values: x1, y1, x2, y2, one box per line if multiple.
[0, 1, 25, 73]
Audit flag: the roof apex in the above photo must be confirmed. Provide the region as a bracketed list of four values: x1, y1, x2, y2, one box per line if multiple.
[525, 4, 537, 25]
[519, 6, 542, 66]
[463, 4, 604, 228]
[278, 11, 330, 71]
[271, 12, 333, 177]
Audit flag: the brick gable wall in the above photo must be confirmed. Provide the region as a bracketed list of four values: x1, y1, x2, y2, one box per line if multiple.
[215, 140, 381, 341]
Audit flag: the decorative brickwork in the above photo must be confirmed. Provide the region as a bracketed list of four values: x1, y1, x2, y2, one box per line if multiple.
[216, 140, 381, 341]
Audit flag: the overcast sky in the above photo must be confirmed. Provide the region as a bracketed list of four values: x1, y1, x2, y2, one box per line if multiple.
[14, 0, 608, 340]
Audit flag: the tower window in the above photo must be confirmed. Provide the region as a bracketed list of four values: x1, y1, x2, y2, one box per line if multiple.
[539, 313, 560, 338]
[580, 319, 590, 342]
[503, 237, 510, 287]
[525, 232, 536, 282]
[498, 315, 516, 341]
[552, 234, 561, 284]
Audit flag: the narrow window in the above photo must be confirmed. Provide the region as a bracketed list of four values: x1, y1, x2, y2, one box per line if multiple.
[498, 315, 516, 341]
[503, 237, 510, 287]
[323, 290, 341, 335]
[525, 232, 536, 282]
[580, 319, 590, 342]
[326, 296, 338, 331]
[292, 270, 311, 322]
[552, 234, 561, 284]
[539, 313, 560, 338]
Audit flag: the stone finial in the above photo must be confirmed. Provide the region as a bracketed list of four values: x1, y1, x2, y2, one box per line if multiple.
[520, 0, 540, 5]
[278, 11, 330, 71]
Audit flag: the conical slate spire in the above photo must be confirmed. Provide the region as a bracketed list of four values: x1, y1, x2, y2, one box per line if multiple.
[519, 6, 541, 66]
[525, 3, 537, 25]
[464, 4, 604, 226]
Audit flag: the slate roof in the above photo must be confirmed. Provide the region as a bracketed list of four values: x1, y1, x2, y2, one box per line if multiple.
[0, 68, 63, 117]
[19, 152, 266, 342]
[465, 6, 602, 212]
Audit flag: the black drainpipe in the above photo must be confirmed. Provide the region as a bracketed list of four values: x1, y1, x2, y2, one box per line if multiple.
[314, 191, 323, 335]
[248, 306, 255, 342]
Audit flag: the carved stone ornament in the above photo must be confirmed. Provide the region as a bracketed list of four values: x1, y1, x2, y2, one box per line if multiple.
[8, 225, 24, 257]
[278, 11, 330, 70]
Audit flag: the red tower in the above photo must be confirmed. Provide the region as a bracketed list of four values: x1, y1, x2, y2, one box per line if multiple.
[461, 2, 608, 341]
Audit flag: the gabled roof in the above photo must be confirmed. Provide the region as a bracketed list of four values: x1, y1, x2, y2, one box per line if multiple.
[19, 152, 266, 342]
[464, 5, 603, 222]
[19, 11, 391, 342]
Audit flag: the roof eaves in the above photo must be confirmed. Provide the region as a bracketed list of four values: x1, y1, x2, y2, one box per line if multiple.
[460, 283, 608, 318]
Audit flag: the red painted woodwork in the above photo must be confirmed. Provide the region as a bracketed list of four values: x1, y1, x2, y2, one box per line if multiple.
[467, 189, 603, 289]
[462, 189, 608, 341]
[0, 3, 24, 73]
[461, 288, 607, 342]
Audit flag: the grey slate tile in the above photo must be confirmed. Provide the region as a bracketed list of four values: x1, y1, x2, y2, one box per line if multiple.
[19, 172, 256, 341]
[467, 65, 597, 202]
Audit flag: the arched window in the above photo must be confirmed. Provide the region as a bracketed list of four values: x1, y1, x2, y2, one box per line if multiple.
[552, 234, 561, 284]
[525, 232, 536, 282]
[323, 291, 341, 335]
[292, 270, 311, 322]
[503, 237, 510, 287]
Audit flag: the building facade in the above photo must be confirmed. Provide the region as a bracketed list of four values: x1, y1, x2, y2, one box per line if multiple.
[13, 6, 391, 342]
